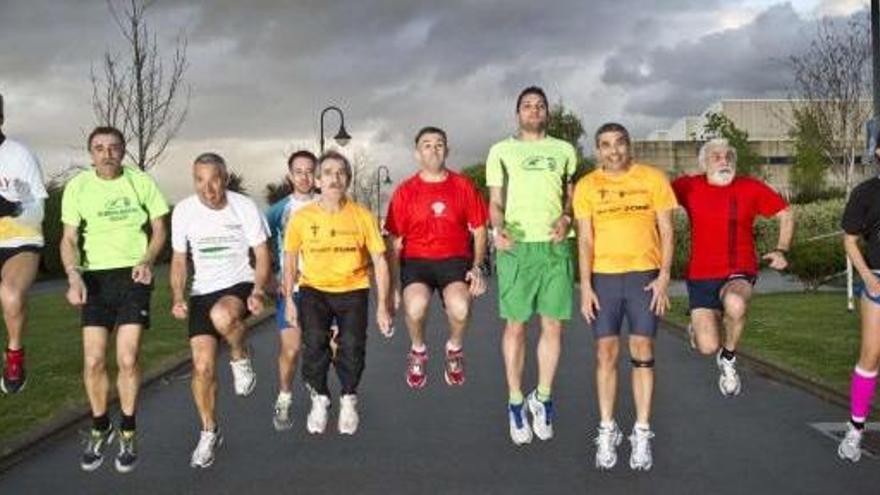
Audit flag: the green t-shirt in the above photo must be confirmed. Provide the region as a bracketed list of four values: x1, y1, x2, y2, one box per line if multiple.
[485, 136, 577, 242]
[61, 166, 169, 271]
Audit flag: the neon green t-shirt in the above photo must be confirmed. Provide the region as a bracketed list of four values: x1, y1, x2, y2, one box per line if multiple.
[485, 136, 577, 242]
[61, 166, 169, 271]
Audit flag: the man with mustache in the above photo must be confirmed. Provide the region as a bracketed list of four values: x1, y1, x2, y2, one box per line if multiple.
[672, 138, 793, 397]
[283, 151, 392, 435]
[0, 93, 48, 395]
[61, 126, 169, 473]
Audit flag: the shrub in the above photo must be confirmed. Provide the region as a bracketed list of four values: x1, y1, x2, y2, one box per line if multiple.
[40, 186, 65, 277]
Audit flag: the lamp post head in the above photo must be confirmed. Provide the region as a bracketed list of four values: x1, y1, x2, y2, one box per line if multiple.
[334, 125, 351, 147]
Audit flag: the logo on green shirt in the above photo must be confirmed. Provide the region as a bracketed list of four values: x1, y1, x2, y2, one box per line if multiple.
[522, 156, 557, 172]
[98, 196, 141, 221]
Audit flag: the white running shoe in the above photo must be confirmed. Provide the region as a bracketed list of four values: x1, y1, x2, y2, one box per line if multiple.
[307, 392, 331, 434]
[838, 423, 863, 462]
[629, 426, 655, 471]
[686, 324, 696, 351]
[526, 390, 554, 441]
[190, 429, 223, 469]
[273, 391, 293, 431]
[508, 403, 533, 445]
[338, 394, 359, 435]
[230, 355, 256, 397]
[716, 351, 742, 397]
[594, 422, 623, 470]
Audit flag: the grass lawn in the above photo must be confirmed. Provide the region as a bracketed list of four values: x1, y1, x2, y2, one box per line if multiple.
[0, 271, 191, 447]
[668, 292, 861, 393]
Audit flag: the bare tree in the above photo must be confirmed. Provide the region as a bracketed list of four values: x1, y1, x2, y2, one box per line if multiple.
[348, 149, 392, 216]
[787, 13, 871, 311]
[787, 15, 871, 192]
[91, 0, 189, 170]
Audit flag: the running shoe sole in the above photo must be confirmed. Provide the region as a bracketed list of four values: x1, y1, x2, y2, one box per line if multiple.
[838, 443, 862, 462]
[407, 374, 427, 389]
[595, 432, 623, 470]
[190, 434, 224, 469]
[115, 456, 138, 473]
[306, 423, 326, 434]
[526, 393, 553, 441]
[443, 370, 464, 386]
[80, 430, 116, 472]
[273, 416, 294, 431]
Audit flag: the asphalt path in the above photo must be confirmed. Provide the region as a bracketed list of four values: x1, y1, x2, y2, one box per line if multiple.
[0, 284, 878, 494]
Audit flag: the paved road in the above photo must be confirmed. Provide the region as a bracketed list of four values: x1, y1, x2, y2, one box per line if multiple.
[0, 285, 877, 494]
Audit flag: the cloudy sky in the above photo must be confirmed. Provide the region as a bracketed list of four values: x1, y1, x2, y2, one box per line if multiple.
[0, 0, 869, 205]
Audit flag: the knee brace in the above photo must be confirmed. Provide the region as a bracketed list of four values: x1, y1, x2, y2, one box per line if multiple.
[631, 358, 655, 369]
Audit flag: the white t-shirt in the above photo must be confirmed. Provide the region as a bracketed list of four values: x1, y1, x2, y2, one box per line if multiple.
[0, 138, 48, 247]
[172, 191, 269, 295]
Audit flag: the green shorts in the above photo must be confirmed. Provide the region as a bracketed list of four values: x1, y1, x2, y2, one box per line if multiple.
[496, 241, 574, 322]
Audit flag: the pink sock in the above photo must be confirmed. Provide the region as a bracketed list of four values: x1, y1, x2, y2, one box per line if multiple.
[850, 366, 878, 423]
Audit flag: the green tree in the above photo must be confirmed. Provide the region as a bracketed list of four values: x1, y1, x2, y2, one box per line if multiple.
[789, 108, 831, 202]
[703, 112, 764, 178]
[460, 162, 487, 199]
[548, 102, 593, 181]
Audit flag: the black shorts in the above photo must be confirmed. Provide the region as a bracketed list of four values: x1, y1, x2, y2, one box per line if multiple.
[0, 245, 40, 273]
[686, 274, 756, 311]
[400, 257, 470, 292]
[82, 268, 152, 330]
[591, 270, 659, 339]
[188, 282, 253, 339]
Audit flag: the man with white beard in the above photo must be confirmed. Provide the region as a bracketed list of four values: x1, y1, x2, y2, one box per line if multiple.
[672, 138, 794, 397]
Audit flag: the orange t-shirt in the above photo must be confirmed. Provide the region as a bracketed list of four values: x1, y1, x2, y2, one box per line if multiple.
[573, 163, 677, 274]
[284, 201, 386, 292]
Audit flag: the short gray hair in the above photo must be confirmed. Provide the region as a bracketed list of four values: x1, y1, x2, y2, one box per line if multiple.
[698, 138, 737, 170]
[193, 152, 228, 176]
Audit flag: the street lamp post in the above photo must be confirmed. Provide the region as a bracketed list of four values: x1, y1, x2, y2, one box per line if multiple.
[320, 106, 351, 154]
[375, 165, 392, 219]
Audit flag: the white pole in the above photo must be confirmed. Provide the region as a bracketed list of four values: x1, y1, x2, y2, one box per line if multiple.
[847, 257, 855, 312]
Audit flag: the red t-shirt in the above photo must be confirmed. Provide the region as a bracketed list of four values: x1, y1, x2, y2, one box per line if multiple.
[384, 170, 488, 260]
[672, 175, 787, 280]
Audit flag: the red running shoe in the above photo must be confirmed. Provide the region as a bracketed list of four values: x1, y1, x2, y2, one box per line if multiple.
[2, 348, 26, 394]
[444, 348, 465, 386]
[406, 349, 428, 389]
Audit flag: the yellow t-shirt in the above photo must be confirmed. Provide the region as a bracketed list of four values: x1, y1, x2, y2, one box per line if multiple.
[573, 163, 677, 274]
[283, 201, 386, 293]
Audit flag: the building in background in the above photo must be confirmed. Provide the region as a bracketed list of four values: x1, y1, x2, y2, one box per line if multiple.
[635, 99, 871, 196]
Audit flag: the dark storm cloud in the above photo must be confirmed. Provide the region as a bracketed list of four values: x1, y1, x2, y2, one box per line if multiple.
[600, 3, 845, 118]
[0, 0, 863, 201]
